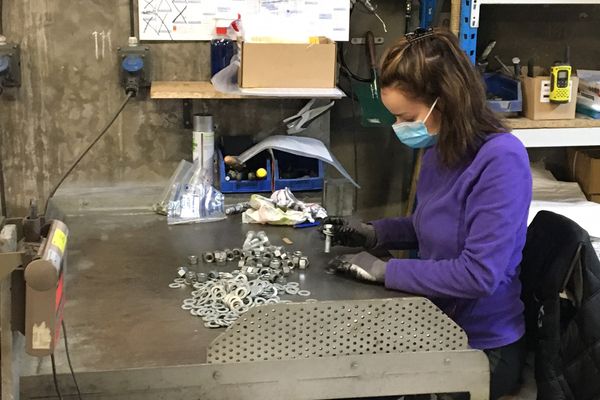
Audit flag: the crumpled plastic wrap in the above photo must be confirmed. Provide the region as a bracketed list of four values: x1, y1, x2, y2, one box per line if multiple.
[242, 188, 327, 225]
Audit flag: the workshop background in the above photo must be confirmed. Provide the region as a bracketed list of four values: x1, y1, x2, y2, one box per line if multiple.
[0, 1, 599, 218]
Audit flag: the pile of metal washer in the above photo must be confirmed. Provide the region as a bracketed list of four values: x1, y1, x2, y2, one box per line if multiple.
[169, 231, 313, 329]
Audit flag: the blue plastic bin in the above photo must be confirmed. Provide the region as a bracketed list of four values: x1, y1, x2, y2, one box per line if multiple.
[484, 73, 522, 113]
[218, 150, 272, 193]
[273, 151, 324, 192]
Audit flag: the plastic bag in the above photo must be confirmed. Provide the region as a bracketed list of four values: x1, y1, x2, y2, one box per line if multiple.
[166, 159, 226, 225]
[153, 160, 191, 215]
[210, 53, 241, 94]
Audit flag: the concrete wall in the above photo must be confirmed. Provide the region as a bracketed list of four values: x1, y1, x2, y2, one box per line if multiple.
[0, 1, 306, 216]
[2, 1, 597, 218]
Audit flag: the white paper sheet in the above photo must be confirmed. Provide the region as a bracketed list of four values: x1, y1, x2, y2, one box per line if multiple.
[139, 0, 350, 41]
[237, 135, 360, 188]
[529, 163, 600, 238]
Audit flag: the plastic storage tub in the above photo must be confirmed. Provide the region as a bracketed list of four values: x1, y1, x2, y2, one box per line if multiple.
[273, 151, 324, 192]
[484, 73, 522, 113]
[218, 150, 272, 193]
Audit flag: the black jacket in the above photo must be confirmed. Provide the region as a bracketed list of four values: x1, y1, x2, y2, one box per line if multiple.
[520, 211, 600, 400]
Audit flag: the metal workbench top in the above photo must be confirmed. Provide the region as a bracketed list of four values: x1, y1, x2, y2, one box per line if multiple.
[24, 211, 401, 376]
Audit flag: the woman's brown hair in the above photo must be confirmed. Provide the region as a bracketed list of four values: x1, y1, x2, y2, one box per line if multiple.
[380, 28, 508, 168]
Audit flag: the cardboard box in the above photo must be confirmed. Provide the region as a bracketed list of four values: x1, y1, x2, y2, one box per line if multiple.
[587, 194, 600, 204]
[567, 148, 600, 196]
[522, 76, 579, 120]
[239, 39, 336, 88]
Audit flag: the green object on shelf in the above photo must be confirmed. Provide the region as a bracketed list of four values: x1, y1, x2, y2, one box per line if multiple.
[352, 31, 396, 128]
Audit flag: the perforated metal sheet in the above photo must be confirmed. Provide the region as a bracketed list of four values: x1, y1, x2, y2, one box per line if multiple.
[207, 297, 467, 364]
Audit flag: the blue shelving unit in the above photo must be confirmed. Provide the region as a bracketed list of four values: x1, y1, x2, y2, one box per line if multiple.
[419, 0, 437, 28]
[458, 1, 600, 64]
[458, 0, 478, 63]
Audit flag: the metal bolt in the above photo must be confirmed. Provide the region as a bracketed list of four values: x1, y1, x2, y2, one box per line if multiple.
[323, 224, 333, 253]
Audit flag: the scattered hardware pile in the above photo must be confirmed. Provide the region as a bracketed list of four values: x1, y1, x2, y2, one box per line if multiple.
[169, 231, 314, 328]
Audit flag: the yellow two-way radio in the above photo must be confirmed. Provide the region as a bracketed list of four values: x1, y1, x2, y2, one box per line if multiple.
[549, 46, 572, 104]
[549, 64, 572, 104]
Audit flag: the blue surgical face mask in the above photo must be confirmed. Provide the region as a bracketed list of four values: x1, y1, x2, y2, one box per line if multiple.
[392, 98, 439, 149]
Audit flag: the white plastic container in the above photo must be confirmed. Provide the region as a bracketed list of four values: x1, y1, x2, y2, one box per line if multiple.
[192, 114, 215, 175]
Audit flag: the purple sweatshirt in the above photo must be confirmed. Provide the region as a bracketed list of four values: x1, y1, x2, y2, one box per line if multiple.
[371, 133, 532, 350]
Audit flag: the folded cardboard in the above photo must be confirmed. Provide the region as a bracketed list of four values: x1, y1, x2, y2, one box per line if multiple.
[239, 39, 336, 88]
[522, 75, 579, 120]
[568, 148, 600, 197]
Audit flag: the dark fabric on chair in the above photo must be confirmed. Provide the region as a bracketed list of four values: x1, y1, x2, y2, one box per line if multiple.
[520, 211, 600, 400]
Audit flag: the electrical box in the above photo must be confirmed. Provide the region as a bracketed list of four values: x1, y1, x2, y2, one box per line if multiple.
[118, 43, 151, 95]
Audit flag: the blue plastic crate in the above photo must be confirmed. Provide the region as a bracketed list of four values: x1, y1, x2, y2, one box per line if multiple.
[218, 150, 272, 193]
[576, 104, 600, 119]
[484, 73, 522, 114]
[273, 151, 324, 192]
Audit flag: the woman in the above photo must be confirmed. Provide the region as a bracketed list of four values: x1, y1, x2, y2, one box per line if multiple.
[326, 28, 532, 399]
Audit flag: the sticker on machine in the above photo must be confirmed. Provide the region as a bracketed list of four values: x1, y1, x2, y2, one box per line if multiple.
[46, 248, 62, 270]
[32, 321, 52, 349]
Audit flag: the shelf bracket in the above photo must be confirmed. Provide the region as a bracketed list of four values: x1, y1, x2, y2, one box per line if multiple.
[182, 99, 192, 129]
[470, 0, 481, 27]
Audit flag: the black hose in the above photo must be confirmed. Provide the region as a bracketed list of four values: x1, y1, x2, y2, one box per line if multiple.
[50, 354, 64, 400]
[129, 0, 135, 37]
[62, 320, 83, 400]
[338, 41, 371, 83]
[44, 92, 133, 215]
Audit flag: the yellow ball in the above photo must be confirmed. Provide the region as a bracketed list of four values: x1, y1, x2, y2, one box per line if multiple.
[256, 168, 267, 179]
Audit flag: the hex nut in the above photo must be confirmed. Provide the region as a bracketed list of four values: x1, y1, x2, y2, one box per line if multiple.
[188, 255, 198, 265]
[298, 257, 309, 270]
[225, 249, 234, 261]
[177, 266, 189, 277]
[208, 270, 219, 280]
[196, 272, 208, 283]
[214, 251, 227, 263]
[282, 265, 291, 276]
[292, 255, 300, 267]
[232, 248, 242, 259]
[203, 252, 215, 263]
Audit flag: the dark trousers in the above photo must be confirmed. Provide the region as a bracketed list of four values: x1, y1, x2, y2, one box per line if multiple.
[483, 337, 527, 400]
[365, 337, 527, 400]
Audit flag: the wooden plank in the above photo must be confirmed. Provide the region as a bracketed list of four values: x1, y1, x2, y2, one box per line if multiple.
[150, 81, 345, 99]
[151, 81, 246, 99]
[451, 0, 462, 36]
[505, 117, 600, 129]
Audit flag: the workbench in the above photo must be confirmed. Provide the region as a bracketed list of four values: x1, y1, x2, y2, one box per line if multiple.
[18, 208, 489, 399]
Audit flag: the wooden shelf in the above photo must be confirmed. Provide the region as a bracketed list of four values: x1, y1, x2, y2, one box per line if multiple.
[151, 81, 245, 99]
[505, 117, 600, 130]
[150, 81, 345, 99]
[505, 117, 600, 147]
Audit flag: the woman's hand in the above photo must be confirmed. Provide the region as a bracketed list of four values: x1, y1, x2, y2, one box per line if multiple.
[320, 217, 377, 249]
[327, 251, 387, 283]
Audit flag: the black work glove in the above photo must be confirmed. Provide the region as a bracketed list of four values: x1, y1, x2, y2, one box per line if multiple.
[320, 217, 377, 249]
[327, 252, 387, 283]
